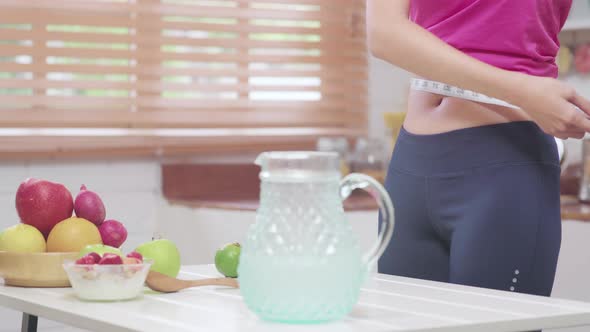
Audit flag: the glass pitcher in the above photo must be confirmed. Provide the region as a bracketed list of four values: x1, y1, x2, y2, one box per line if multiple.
[238, 151, 394, 323]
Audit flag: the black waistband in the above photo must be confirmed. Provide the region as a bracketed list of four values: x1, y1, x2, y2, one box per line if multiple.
[391, 121, 559, 175]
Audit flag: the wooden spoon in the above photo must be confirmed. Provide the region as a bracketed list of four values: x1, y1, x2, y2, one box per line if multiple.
[145, 270, 239, 293]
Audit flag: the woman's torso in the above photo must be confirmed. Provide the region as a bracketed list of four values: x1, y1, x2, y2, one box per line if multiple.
[405, 0, 572, 134]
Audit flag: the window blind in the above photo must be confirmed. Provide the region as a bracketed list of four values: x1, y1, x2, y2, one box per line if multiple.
[0, 0, 367, 158]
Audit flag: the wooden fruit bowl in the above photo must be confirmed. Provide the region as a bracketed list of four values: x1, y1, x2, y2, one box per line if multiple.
[0, 251, 78, 287]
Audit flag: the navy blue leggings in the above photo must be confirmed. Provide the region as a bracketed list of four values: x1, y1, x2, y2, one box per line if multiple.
[379, 121, 561, 298]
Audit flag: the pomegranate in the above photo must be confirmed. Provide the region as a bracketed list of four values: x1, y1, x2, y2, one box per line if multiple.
[98, 220, 127, 248]
[16, 178, 74, 238]
[74, 185, 106, 226]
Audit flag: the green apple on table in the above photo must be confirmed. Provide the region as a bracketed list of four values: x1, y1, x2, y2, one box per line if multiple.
[215, 243, 241, 278]
[135, 239, 181, 278]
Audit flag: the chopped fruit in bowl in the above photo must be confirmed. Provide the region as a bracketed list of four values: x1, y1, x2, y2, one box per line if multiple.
[123, 257, 142, 265]
[75, 254, 97, 265]
[98, 253, 123, 265]
[64, 251, 151, 301]
[127, 251, 143, 261]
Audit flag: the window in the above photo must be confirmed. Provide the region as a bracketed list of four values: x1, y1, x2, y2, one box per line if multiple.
[0, 0, 367, 158]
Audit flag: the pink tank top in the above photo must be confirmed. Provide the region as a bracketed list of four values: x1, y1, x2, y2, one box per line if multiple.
[410, 0, 572, 78]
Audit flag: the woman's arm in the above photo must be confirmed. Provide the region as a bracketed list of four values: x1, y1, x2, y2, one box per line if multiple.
[367, 0, 590, 139]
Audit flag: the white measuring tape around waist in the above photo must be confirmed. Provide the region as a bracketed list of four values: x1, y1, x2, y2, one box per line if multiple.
[411, 78, 571, 159]
[411, 78, 584, 113]
[411, 78, 520, 109]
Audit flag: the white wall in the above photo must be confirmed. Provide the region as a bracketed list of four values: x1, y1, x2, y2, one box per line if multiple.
[548, 220, 590, 332]
[368, 56, 412, 137]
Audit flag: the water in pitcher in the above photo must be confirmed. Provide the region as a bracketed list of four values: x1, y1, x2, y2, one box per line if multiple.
[238, 179, 365, 323]
[238, 151, 394, 323]
[239, 250, 363, 323]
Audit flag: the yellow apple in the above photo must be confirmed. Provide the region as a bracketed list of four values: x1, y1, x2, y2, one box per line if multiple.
[0, 224, 46, 253]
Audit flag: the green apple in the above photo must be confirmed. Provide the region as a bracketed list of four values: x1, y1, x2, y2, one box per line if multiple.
[77, 244, 122, 258]
[214, 243, 240, 278]
[0, 224, 46, 253]
[135, 239, 181, 278]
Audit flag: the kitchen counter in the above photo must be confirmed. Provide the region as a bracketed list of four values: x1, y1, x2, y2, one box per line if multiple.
[169, 194, 590, 221]
[162, 163, 590, 220]
[561, 195, 590, 221]
[168, 191, 379, 212]
[162, 163, 381, 212]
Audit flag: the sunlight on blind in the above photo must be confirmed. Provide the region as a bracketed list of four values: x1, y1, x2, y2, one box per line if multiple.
[0, 0, 367, 156]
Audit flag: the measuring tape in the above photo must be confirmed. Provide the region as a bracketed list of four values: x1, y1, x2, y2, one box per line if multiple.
[411, 78, 519, 109]
[411, 78, 584, 114]
[411, 78, 570, 162]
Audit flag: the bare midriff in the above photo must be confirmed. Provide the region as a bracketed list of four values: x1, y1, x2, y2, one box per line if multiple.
[403, 87, 534, 135]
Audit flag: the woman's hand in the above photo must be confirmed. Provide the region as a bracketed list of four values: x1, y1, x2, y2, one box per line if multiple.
[514, 75, 590, 139]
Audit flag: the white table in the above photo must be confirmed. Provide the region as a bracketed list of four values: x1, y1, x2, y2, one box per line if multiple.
[2, 265, 590, 332]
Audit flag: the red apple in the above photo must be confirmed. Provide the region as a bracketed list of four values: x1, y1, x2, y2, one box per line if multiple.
[15, 178, 74, 238]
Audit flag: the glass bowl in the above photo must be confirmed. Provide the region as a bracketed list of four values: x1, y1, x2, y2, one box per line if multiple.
[63, 260, 152, 301]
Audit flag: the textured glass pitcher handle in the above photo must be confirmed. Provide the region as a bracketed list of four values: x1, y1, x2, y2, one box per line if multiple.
[340, 173, 394, 270]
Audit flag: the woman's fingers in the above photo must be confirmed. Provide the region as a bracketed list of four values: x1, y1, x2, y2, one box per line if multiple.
[555, 115, 585, 138]
[554, 129, 585, 139]
[554, 131, 586, 140]
[565, 131, 586, 139]
[566, 107, 590, 133]
[570, 92, 590, 118]
[576, 113, 590, 133]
